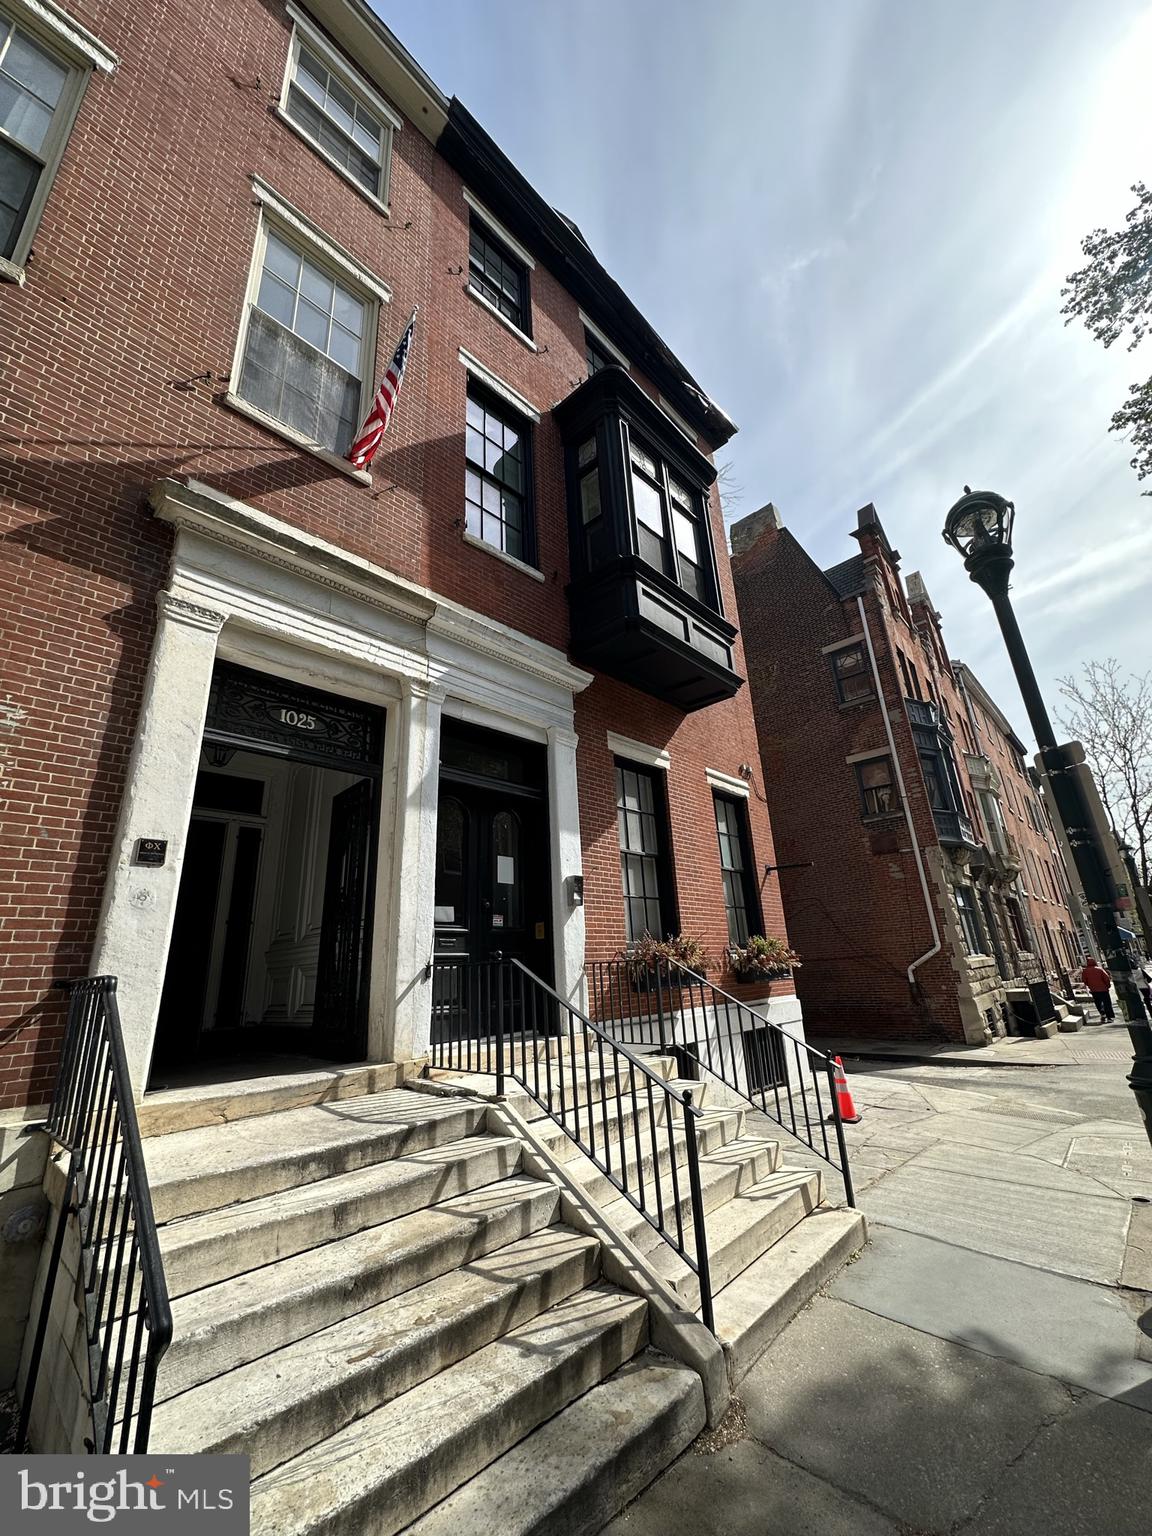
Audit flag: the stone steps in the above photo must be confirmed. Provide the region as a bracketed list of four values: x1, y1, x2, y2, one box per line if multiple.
[247, 1285, 650, 1536]
[403, 1352, 705, 1536]
[159, 1133, 524, 1296]
[158, 1174, 560, 1399]
[143, 1090, 488, 1222]
[151, 1224, 602, 1476]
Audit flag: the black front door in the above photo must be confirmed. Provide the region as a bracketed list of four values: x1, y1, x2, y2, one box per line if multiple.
[432, 720, 553, 1039]
[315, 778, 375, 1058]
[433, 785, 551, 974]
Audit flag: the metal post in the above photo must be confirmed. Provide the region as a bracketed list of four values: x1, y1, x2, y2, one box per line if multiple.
[950, 511, 1152, 1149]
[495, 962, 506, 1099]
[681, 1091, 714, 1333]
[826, 1061, 856, 1208]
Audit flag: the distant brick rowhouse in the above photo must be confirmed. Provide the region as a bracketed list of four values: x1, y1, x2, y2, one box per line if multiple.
[0, 0, 793, 1116]
[730, 502, 1087, 1044]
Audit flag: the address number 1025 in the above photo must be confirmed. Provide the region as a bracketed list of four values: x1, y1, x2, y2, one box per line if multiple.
[278, 708, 317, 730]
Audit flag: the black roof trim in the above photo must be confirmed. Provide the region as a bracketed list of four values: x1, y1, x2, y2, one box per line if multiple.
[439, 100, 736, 449]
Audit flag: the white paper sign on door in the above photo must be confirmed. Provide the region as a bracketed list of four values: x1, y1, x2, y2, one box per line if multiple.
[496, 856, 515, 885]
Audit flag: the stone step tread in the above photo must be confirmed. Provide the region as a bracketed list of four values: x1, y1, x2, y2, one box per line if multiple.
[639, 1166, 824, 1297]
[159, 1175, 559, 1400]
[714, 1206, 867, 1385]
[248, 1284, 650, 1536]
[532, 1099, 745, 1169]
[151, 1224, 602, 1476]
[157, 1133, 523, 1295]
[145, 1092, 489, 1222]
[403, 1352, 705, 1536]
[566, 1130, 779, 1214]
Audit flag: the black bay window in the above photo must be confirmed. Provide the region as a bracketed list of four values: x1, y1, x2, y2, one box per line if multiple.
[553, 364, 741, 711]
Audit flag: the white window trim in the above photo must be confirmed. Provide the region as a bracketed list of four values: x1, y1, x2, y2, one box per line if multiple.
[658, 395, 700, 445]
[249, 177, 392, 301]
[0, 0, 115, 273]
[706, 768, 750, 799]
[463, 187, 536, 269]
[607, 732, 670, 771]
[464, 282, 538, 351]
[279, 4, 401, 212]
[458, 347, 540, 422]
[230, 181, 387, 474]
[579, 309, 630, 369]
[7, 0, 117, 73]
[821, 633, 866, 655]
[463, 529, 545, 582]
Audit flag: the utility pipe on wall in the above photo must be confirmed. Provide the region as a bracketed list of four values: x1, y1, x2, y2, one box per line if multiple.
[856, 596, 942, 989]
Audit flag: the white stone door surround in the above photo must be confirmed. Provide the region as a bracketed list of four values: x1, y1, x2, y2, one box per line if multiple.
[90, 478, 592, 1096]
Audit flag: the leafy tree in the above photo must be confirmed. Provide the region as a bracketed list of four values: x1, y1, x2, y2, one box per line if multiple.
[1061, 182, 1152, 488]
[1055, 659, 1152, 891]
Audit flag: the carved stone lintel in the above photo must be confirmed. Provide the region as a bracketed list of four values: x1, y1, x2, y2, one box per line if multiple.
[157, 591, 227, 634]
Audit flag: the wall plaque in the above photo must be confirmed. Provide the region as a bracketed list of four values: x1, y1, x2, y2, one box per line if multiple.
[132, 837, 168, 867]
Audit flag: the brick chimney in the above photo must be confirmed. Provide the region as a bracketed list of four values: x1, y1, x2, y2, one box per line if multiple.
[730, 502, 784, 557]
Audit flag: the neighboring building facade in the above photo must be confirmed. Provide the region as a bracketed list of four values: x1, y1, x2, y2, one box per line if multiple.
[0, 0, 795, 1123]
[730, 501, 1085, 1044]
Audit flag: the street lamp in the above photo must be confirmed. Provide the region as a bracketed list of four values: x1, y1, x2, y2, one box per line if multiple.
[943, 487, 1152, 1148]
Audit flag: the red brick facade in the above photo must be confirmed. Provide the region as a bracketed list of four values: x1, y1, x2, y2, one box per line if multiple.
[731, 502, 1083, 1044]
[0, 0, 789, 1108]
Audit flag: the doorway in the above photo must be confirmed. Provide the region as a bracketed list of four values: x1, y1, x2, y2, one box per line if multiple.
[432, 720, 552, 1035]
[149, 663, 384, 1086]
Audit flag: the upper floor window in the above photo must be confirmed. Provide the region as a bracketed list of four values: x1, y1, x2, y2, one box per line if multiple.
[628, 435, 709, 603]
[855, 755, 898, 817]
[955, 885, 985, 956]
[468, 213, 530, 335]
[586, 328, 613, 376]
[0, 10, 87, 265]
[465, 383, 534, 565]
[236, 218, 377, 457]
[616, 760, 675, 942]
[281, 11, 399, 206]
[714, 792, 760, 946]
[830, 643, 873, 704]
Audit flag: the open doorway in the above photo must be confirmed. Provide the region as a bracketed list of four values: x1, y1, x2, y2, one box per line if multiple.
[149, 664, 384, 1088]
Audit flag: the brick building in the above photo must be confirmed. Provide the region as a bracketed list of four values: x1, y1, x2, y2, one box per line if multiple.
[730, 501, 1087, 1045]
[0, 0, 800, 1118]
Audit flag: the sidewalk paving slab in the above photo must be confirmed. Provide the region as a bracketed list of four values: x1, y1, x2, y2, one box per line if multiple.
[830, 1225, 1152, 1410]
[739, 1295, 1073, 1533]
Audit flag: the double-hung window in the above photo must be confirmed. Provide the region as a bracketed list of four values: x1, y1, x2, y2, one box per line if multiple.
[281, 12, 399, 204]
[627, 435, 709, 604]
[465, 384, 533, 564]
[468, 213, 529, 334]
[615, 761, 674, 942]
[830, 643, 873, 704]
[955, 885, 985, 956]
[714, 792, 760, 946]
[0, 9, 90, 266]
[585, 328, 613, 376]
[855, 755, 898, 817]
[236, 210, 380, 458]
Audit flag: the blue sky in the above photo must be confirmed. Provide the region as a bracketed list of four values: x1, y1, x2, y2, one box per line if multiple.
[376, 0, 1152, 743]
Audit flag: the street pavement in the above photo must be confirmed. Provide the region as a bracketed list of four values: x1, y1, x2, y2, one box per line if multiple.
[606, 1024, 1152, 1536]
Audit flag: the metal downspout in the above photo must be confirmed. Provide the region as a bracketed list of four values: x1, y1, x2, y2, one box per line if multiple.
[856, 596, 942, 988]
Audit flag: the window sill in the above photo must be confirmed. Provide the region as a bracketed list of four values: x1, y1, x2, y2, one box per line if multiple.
[462, 529, 544, 582]
[465, 284, 538, 351]
[861, 811, 904, 825]
[274, 106, 392, 218]
[838, 696, 876, 710]
[222, 392, 372, 485]
[0, 255, 27, 285]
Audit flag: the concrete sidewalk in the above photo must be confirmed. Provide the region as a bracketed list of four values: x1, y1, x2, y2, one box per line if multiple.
[817, 1018, 1145, 1069]
[607, 1052, 1152, 1535]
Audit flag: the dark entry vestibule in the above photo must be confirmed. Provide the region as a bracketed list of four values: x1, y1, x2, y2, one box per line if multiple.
[149, 663, 384, 1086]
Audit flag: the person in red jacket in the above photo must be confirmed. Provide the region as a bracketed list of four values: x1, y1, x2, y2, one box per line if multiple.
[1081, 957, 1115, 1021]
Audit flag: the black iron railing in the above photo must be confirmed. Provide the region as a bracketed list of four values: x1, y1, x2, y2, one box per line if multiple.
[588, 961, 855, 1207]
[19, 977, 172, 1453]
[431, 958, 714, 1330]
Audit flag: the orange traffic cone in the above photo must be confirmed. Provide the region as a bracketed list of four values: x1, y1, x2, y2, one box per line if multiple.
[831, 1056, 861, 1123]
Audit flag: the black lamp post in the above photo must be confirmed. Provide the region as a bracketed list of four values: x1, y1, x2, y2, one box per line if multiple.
[943, 488, 1152, 1148]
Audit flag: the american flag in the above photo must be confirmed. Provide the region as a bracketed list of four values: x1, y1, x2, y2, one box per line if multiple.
[346, 307, 417, 470]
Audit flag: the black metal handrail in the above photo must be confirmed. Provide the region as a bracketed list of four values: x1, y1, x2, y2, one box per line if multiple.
[19, 977, 172, 1453]
[431, 958, 714, 1330]
[588, 960, 855, 1207]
